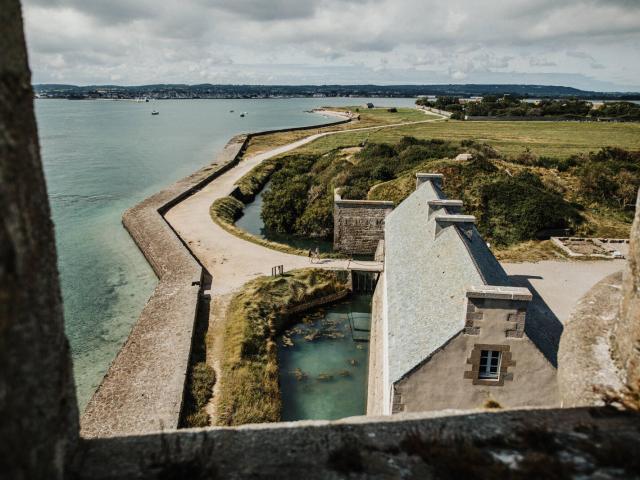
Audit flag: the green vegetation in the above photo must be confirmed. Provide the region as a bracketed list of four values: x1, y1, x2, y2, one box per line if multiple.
[417, 96, 640, 121]
[183, 362, 216, 427]
[216, 269, 349, 425]
[260, 135, 637, 247]
[262, 138, 461, 238]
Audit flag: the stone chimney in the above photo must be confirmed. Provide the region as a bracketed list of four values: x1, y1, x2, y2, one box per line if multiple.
[435, 214, 476, 239]
[416, 173, 443, 190]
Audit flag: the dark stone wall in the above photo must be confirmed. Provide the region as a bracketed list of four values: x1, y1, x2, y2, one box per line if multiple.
[616, 190, 640, 390]
[0, 1, 79, 477]
[73, 408, 640, 480]
[333, 198, 393, 255]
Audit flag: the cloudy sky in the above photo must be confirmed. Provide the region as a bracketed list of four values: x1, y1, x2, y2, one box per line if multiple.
[21, 0, 640, 91]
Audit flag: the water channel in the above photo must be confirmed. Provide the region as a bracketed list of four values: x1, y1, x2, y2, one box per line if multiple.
[234, 159, 373, 419]
[278, 293, 372, 421]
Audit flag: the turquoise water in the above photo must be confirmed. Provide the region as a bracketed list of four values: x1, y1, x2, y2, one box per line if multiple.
[278, 294, 372, 420]
[235, 181, 334, 253]
[35, 97, 413, 410]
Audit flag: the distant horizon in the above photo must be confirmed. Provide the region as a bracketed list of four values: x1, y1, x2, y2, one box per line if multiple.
[33, 82, 640, 96]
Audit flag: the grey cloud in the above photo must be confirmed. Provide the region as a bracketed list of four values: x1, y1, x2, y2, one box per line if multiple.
[21, 0, 640, 90]
[529, 57, 557, 67]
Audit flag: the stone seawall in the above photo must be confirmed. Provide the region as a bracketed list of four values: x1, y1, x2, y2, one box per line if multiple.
[81, 116, 353, 438]
[333, 190, 394, 255]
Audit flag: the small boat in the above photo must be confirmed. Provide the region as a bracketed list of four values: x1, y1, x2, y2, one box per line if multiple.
[230, 110, 234, 113]
[240, 113, 245, 117]
[151, 110, 159, 115]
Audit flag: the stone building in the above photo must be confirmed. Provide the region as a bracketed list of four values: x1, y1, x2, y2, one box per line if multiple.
[333, 189, 393, 255]
[367, 173, 559, 414]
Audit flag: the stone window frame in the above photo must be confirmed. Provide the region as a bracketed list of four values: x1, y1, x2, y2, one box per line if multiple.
[463, 344, 515, 386]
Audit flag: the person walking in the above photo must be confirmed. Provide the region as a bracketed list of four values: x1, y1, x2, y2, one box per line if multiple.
[308, 249, 313, 264]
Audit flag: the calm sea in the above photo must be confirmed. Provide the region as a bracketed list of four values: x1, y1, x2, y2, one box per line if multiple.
[35, 97, 417, 409]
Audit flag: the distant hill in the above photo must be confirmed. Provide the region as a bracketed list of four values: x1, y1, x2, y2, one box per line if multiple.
[32, 83, 640, 100]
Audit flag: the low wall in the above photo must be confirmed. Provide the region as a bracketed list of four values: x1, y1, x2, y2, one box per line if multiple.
[74, 408, 640, 479]
[81, 135, 249, 438]
[81, 116, 354, 438]
[282, 289, 350, 316]
[333, 190, 394, 255]
[417, 106, 452, 118]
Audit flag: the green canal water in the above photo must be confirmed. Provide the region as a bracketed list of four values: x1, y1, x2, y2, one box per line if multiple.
[278, 293, 372, 420]
[235, 180, 334, 253]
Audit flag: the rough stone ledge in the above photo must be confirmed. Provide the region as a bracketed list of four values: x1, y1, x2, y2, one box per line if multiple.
[73, 407, 640, 479]
[558, 271, 625, 407]
[81, 117, 353, 438]
[435, 214, 476, 224]
[466, 285, 533, 301]
[428, 199, 463, 207]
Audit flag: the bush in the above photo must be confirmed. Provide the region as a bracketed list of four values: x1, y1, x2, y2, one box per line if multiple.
[477, 171, 581, 245]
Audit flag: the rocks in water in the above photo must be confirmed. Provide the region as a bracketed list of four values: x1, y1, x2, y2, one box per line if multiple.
[323, 331, 345, 339]
[282, 336, 294, 347]
[293, 368, 308, 381]
[348, 359, 359, 366]
[304, 330, 319, 342]
[338, 370, 352, 377]
[317, 373, 334, 382]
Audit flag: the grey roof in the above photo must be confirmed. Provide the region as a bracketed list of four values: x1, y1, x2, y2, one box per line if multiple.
[384, 179, 511, 384]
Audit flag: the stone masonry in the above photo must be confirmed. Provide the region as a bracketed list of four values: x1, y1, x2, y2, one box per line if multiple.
[333, 189, 393, 255]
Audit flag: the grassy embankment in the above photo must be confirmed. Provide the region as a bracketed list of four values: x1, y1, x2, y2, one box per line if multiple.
[243, 106, 440, 157]
[215, 269, 349, 426]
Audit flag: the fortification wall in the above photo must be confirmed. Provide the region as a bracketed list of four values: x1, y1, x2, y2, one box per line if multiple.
[81, 117, 354, 438]
[333, 191, 394, 255]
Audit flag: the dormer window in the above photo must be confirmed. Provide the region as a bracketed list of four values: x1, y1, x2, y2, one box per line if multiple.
[479, 350, 501, 380]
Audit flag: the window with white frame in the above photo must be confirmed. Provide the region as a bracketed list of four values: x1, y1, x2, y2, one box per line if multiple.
[479, 350, 501, 379]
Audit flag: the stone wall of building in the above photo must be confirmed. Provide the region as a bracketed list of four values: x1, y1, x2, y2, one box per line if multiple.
[367, 275, 386, 415]
[393, 293, 559, 413]
[333, 191, 393, 255]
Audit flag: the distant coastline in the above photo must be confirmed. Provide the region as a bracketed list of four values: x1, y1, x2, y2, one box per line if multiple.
[33, 83, 640, 101]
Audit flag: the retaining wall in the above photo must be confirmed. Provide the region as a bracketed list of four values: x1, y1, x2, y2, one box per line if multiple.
[333, 190, 394, 255]
[81, 116, 353, 438]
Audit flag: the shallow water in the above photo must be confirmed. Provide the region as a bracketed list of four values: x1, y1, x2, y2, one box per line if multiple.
[35, 97, 413, 410]
[278, 293, 371, 420]
[235, 181, 334, 253]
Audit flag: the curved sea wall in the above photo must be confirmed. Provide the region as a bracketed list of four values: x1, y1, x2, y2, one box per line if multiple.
[80, 115, 351, 438]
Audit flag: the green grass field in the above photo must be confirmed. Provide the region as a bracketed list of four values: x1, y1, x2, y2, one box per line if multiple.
[291, 119, 640, 158]
[243, 107, 438, 156]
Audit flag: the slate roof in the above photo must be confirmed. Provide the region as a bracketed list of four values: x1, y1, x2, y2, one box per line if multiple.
[384, 179, 512, 384]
